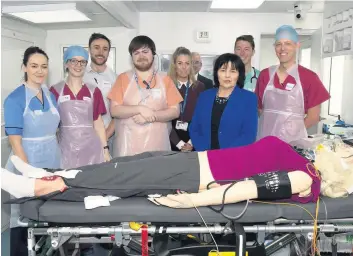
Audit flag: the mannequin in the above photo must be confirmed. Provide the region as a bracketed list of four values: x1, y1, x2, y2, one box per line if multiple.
[2, 136, 352, 209]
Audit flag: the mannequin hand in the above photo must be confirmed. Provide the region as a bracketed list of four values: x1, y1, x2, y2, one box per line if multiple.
[153, 193, 199, 208]
[132, 114, 148, 125]
[104, 149, 111, 162]
[181, 143, 193, 152]
[139, 106, 156, 122]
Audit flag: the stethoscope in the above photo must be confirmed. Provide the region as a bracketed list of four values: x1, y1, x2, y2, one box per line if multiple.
[250, 67, 258, 83]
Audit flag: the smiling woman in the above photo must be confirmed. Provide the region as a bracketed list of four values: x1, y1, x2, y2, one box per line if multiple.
[62, 46, 116, 77]
[3, 46, 61, 256]
[49, 45, 111, 169]
[168, 47, 206, 151]
[189, 53, 258, 151]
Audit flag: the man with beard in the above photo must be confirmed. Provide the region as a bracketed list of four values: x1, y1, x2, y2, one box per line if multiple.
[84, 33, 117, 156]
[108, 35, 183, 157]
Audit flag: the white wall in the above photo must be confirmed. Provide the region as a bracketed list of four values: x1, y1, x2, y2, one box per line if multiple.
[139, 12, 323, 69]
[45, 27, 137, 84]
[1, 17, 47, 105]
[259, 37, 279, 70]
[341, 55, 353, 124]
[1, 17, 47, 48]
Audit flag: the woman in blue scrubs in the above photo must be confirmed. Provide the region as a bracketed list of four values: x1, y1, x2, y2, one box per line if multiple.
[4, 46, 61, 256]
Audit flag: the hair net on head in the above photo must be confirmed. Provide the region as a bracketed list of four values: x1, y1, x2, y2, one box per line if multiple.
[275, 25, 299, 43]
[64, 45, 89, 63]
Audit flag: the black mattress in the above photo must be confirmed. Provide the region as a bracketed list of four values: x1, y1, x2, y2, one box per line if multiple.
[20, 195, 353, 224]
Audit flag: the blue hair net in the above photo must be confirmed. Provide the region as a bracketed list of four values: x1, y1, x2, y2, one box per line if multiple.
[64, 45, 89, 63]
[275, 25, 298, 43]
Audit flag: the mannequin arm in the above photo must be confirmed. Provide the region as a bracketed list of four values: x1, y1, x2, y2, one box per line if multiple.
[154, 171, 313, 208]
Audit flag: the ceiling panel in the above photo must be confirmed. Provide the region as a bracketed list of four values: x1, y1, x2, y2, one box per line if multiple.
[1, 1, 123, 30]
[130, 1, 210, 12]
[129, 0, 325, 13]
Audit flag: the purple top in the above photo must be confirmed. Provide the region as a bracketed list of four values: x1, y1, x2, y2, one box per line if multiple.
[207, 136, 321, 203]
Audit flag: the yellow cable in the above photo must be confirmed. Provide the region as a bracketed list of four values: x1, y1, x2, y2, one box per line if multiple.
[251, 200, 315, 220]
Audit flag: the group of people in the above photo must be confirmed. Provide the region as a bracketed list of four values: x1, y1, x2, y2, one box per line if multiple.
[2, 24, 346, 256]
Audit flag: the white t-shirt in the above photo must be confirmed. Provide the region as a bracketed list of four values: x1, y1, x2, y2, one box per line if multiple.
[84, 65, 117, 128]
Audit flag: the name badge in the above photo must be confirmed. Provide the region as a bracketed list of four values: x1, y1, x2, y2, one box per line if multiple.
[59, 95, 70, 103]
[102, 80, 112, 89]
[83, 96, 91, 101]
[285, 83, 295, 91]
[34, 110, 43, 116]
[150, 89, 161, 99]
[176, 120, 188, 131]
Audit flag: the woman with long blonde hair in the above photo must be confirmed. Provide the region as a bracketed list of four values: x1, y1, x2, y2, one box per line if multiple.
[168, 47, 206, 152]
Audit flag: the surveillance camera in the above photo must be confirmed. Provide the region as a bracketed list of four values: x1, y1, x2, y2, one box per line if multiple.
[294, 3, 305, 20]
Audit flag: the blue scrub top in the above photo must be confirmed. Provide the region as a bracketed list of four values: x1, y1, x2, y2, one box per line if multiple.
[4, 84, 58, 136]
[244, 67, 260, 92]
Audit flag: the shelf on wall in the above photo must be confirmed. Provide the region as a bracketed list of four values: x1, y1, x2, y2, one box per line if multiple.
[325, 20, 353, 34]
[322, 49, 353, 58]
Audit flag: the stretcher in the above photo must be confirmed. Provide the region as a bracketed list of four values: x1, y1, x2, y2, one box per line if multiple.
[19, 195, 353, 256]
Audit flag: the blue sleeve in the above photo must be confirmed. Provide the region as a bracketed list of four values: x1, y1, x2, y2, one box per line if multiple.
[189, 95, 208, 151]
[232, 94, 258, 147]
[4, 96, 24, 136]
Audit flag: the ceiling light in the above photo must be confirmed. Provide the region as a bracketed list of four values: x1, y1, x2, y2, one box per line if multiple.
[1, 3, 91, 23]
[210, 0, 265, 9]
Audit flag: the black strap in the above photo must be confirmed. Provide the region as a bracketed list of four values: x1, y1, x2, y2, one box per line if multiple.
[153, 233, 170, 256]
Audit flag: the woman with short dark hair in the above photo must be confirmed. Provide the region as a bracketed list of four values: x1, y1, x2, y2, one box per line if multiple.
[189, 53, 258, 151]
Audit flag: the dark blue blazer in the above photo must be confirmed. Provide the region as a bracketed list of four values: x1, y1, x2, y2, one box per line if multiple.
[189, 86, 258, 151]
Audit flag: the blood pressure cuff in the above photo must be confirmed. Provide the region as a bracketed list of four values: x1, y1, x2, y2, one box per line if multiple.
[251, 171, 292, 200]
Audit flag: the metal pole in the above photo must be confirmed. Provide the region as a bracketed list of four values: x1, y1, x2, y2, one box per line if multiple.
[28, 228, 36, 256]
[36, 224, 353, 236]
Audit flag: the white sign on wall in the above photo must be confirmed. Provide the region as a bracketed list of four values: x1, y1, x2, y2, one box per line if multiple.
[195, 30, 211, 43]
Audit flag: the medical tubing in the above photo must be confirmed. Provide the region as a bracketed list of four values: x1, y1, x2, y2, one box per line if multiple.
[206, 179, 250, 220]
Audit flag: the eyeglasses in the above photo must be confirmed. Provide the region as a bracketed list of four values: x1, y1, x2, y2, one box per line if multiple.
[192, 61, 201, 65]
[69, 59, 88, 66]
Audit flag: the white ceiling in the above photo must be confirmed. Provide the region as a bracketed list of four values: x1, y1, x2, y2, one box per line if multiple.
[1, 1, 123, 30]
[3, 0, 351, 30]
[128, 0, 326, 13]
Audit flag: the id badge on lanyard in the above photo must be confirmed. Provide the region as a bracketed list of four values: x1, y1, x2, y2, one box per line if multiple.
[176, 120, 188, 131]
[134, 72, 156, 104]
[176, 82, 190, 131]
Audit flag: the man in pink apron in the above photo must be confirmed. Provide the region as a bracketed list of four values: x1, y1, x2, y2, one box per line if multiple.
[256, 25, 330, 145]
[108, 36, 183, 157]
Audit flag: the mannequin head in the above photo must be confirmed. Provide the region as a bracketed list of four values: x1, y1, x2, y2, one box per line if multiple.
[315, 142, 353, 198]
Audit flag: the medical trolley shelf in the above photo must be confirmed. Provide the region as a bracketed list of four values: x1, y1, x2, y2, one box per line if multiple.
[322, 7, 353, 58]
